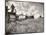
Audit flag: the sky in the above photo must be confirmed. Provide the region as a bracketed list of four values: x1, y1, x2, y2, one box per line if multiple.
[6, 1, 44, 17]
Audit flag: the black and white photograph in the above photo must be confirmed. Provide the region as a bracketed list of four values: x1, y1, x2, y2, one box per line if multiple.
[5, 0, 44, 35]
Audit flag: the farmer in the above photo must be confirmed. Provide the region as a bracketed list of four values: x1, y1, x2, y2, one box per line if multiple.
[11, 4, 15, 13]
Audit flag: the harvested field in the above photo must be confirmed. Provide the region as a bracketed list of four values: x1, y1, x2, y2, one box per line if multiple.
[6, 17, 44, 33]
